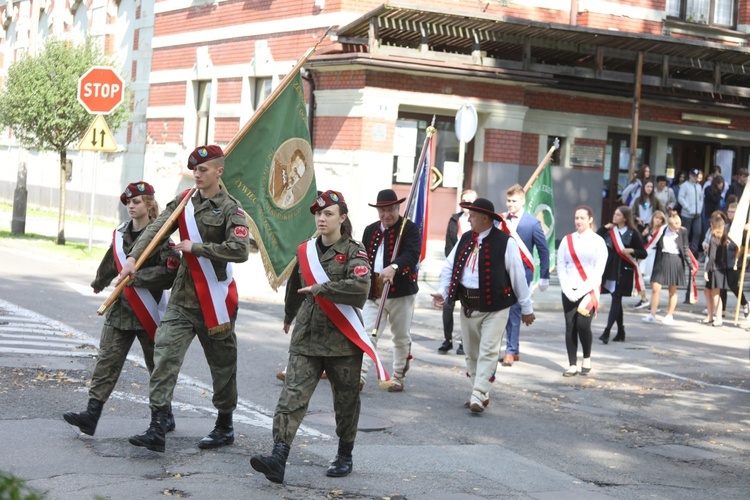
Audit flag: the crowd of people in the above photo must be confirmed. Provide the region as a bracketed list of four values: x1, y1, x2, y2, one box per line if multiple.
[61, 147, 750, 484]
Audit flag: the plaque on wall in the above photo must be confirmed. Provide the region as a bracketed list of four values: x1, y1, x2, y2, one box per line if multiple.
[570, 144, 604, 168]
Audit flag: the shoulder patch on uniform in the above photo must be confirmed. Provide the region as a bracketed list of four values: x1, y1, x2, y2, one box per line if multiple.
[212, 209, 222, 214]
[356, 250, 368, 259]
[354, 265, 369, 277]
[234, 226, 248, 238]
[237, 207, 245, 216]
[335, 254, 347, 262]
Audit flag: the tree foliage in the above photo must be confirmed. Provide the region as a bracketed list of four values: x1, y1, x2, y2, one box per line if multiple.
[0, 36, 129, 244]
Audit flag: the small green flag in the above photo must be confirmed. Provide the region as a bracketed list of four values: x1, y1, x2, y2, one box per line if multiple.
[223, 72, 317, 290]
[524, 163, 556, 284]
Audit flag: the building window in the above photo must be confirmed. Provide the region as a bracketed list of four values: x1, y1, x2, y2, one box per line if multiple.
[666, 0, 736, 27]
[546, 136, 563, 166]
[252, 77, 272, 111]
[195, 80, 212, 146]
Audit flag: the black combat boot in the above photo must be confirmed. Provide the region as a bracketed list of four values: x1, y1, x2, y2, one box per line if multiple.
[198, 412, 234, 449]
[63, 398, 104, 436]
[166, 412, 176, 433]
[129, 410, 168, 452]
[250, 442, 291, 483]
[326, 440, 354, 477]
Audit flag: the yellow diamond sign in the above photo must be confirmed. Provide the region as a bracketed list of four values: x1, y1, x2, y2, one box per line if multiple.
[78, 115, 117, 152]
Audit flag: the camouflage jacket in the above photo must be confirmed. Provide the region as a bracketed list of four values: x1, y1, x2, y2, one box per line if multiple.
[92, 220, 179, 330]
[284, 236, 371, 357]
[129, 187, 250, 320]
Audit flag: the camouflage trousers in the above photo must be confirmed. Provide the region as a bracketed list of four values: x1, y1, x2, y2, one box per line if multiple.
[148, 310, 238, 414]
[89, 325, 154, 403]
[273, 353, 363, 445]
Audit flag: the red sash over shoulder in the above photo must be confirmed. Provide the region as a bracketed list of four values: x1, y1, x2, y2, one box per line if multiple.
[297, 239, 389, 382]
[112, 225, 167, 341]
[566, 233, 599, 316]
[177, 189, 238, 335]
[609, 227, 644, 296]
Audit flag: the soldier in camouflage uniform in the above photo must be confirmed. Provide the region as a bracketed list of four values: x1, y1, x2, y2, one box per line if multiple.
[63, 182, 178, 437]
[251, 190, 371, 483]
[118, 145, 251, 453]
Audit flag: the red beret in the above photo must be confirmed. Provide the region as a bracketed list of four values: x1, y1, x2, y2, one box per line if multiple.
[187, 145, 224, 170]
[310, 190, 345, 214]
[120, 181, 155, 205]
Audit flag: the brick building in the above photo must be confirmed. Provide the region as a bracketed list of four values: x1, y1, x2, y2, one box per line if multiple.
[2, 0, 750, 238]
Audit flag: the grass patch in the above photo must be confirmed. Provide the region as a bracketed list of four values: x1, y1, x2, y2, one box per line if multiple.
[0, 229, 106, 262]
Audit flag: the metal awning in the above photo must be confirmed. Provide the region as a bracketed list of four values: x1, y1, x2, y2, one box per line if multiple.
[318, 2, 750, 108]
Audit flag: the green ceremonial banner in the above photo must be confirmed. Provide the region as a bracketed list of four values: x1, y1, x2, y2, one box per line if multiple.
[223, 72, 317, 290]
[524, 162, 556, 284]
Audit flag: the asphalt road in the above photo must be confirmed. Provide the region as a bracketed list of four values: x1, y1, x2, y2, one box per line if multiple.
[1, 237, 749, 499]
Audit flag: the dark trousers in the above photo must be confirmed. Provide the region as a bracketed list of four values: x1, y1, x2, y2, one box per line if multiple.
[602, 290, 625, 338]
[682, 215, 702, 256]
[720, 268, 748, 312]
[562, 294, 594, 366]
[443, 299, 455, 342]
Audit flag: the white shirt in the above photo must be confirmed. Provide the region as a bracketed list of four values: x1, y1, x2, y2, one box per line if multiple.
[662, 229, 679, 254]
[438, 228, 533, 314]
[504, 208, 524, 232]
[557, 230, 608, 302]
[374, 223, 387, 273]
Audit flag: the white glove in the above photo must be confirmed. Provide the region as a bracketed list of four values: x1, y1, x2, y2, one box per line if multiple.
[539, 278, 549, 292]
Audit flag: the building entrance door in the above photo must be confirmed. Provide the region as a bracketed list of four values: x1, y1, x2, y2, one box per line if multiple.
[602, 134, 651, 225]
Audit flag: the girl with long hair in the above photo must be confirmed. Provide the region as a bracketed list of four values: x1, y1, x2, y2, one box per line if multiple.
[642, 211, 693, 325]
[631, 179, 665, 238]
[597, 206, 648, 343]
[702, 213, 731, 326]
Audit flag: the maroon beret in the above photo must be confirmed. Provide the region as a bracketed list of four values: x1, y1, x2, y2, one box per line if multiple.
[187, 145, 224, 170]
[310, 190, 345, 214]
[120, 181, 155, 205]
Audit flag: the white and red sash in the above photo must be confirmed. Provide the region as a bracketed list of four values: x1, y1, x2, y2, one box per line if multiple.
[566, 233, 599, 316]
[641, 224, 666, 280]
[609, 227, 644, 296]
[297, 239, 390, 382]
[500, 215, 535, 273]
[112, 224, 167, 341]
[177, 190, 238, 334]
[687, 249, 699, 304]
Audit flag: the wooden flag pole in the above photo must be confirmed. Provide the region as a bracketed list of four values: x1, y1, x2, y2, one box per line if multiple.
[523, 138, 560, 193]
[733, 216, 750, 325]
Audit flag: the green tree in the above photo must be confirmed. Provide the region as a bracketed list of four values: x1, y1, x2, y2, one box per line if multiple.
[0, 37, 128, 244]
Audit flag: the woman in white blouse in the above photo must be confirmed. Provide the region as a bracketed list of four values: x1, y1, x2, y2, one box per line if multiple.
[557, 206, 608, 377]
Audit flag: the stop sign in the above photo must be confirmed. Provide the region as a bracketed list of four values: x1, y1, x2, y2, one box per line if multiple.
[77, 66, 125, 114]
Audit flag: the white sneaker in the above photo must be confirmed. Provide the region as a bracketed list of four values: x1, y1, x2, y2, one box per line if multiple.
[662, 315, 675, 325]
[743, 304, 749, 319]
[634, 300, 650, 310]
[642, 314, 656, 323]
[702, 308, 708, 315]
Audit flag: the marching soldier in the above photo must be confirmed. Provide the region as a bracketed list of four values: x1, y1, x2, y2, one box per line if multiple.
[64, 182, 178, 436]
[251, 190, 374, 483]
[117, 145, 251, 453]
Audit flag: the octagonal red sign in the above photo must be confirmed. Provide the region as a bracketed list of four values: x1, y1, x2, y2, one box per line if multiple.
[77, 66, 124, 115]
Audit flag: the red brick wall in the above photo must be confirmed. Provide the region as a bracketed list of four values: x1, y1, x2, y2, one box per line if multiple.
[526, 91, 632, 118]
[485, 130, 522, 164]
[149, 82, 187, 107]
[214, 117, 240, 142]
[739, 0, 750, 25]
[133, 29, 140, 51]
[520, 133, 540, 167]
[314, 116, 362, 150]
[147, 118, 183, 144]
[155, 0, 318, 36]
[216, 78, 242, 104]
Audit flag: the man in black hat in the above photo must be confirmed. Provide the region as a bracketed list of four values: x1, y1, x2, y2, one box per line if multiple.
[359, 189, 421, 392]
[431, 198, 534, 414]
